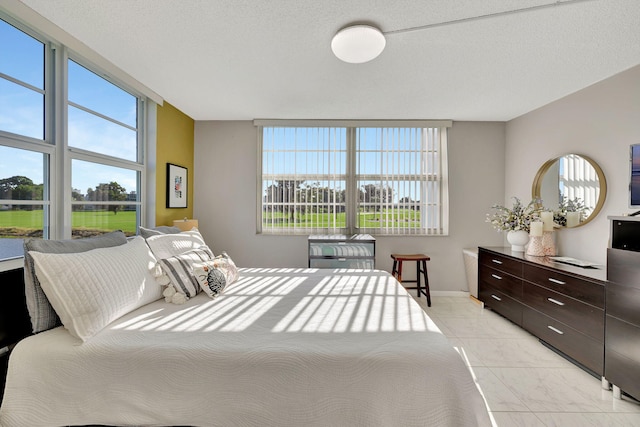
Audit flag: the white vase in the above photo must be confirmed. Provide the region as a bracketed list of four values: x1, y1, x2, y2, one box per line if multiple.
[507, 230, 529, 252]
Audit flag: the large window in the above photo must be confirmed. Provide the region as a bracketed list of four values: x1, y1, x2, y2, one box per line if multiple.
[68, 60, 143, 237]
[258, 121, 450, 235]
[0, 15, 146, 240]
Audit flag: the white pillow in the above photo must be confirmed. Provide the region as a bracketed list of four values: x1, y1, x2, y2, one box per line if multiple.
[30, 236, 163, 342]
[145, 228, 210, 260]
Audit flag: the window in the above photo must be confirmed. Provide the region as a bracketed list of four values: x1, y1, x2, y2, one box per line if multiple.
[0, 18, 45, 140]
[0, 15, 147, 240]
[258, 121, 450, 235]
[68, 60, 143, 237]
[0, 18, 50, 239]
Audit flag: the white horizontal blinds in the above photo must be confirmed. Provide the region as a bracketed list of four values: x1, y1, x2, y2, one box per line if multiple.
[261, 127, 347, 234]
[559, 154, 598, 213]
[356, 127, 446, 235]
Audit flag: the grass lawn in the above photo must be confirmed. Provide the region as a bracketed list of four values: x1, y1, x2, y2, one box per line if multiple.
[263, 209, 421, 228]
[0, 209, 137, 238]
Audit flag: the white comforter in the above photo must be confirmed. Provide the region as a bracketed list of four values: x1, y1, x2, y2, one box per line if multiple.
[0, 268, 490, 427]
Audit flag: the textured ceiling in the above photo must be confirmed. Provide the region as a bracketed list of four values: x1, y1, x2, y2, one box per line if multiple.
[16, 0, 640, 121]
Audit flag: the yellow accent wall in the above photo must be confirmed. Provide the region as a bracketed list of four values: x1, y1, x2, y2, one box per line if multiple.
[155, 102, 195, 226]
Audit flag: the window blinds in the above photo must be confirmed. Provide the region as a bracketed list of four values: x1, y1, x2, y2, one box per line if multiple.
[258, 124, 448, 235]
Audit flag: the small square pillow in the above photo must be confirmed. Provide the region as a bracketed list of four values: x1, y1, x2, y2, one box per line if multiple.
[23, 230, 128, 334]
[193, 252, 239, 299]
[29, 236, 162, 342]
[145, 228, 209, 260]
[156, 246, 214, 301]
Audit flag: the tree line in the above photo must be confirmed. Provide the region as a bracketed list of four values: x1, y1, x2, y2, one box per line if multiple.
[1, 176, 129, 214]
[264, 180, 418, 222]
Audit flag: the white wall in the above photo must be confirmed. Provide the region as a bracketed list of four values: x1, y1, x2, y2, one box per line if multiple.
[194, 121, 506, 292]
[505, 65, 640, 264]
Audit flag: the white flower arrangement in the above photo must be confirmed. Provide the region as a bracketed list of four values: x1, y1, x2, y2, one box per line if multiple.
[553, 196, 589, 226]
[486, 197, 542, 233]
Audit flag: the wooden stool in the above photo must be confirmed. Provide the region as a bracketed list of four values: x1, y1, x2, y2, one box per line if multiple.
[391, 254, 431, 307]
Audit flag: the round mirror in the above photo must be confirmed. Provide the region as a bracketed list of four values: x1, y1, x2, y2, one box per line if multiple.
[532, 154, 607, 228]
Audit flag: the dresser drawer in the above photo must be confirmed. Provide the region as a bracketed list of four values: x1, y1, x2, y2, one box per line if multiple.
[606, 281, 640, 326]
[523, 283, 603, 340]
[605, 346, 640, 401]
[523, 308, 603, 375]
[607, 248, 640, 287]
[479, 286, 523, 326]
[523, 264, 604, 309]
[606, 315, 640, 366]
[309, 258, 375, 269]
[479, 265, 522, 300]
[309, 242, 375, 257]
[479, 250, 522, 277]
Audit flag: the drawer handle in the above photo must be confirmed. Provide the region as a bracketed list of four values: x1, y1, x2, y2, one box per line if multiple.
[491, 294, 502, 301]
[491, 259, 503, 265]
[547, 297, 565, 306]
[338, 258, 346, 261]
[491, 274, 503, 280]
[548, 278, 566, 285]
[547, 325, 564, 335]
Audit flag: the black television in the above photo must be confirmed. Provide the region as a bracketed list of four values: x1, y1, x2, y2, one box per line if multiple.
[631, 144, 640, 207]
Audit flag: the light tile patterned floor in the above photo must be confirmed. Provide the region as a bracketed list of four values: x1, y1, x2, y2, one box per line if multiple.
[414, 295, 640, 427]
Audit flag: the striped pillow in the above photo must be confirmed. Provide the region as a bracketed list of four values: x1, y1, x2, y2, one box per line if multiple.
[158, 246, 214, 299]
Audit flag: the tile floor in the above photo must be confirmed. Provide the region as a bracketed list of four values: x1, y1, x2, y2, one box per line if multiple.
[414, 295, 640, 427]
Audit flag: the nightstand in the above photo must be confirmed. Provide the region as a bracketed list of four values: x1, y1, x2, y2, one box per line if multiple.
[308, 234, 375, 269]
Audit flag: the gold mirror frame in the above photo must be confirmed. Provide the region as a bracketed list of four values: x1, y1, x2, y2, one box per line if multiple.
[531, 154, 607, 228]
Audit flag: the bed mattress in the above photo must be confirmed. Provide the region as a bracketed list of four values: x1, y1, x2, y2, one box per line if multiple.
[0, 268, 490, 426]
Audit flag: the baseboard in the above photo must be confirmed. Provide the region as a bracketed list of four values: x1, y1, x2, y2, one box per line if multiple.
[430, 290, 470, 297]
[469, 295, 483, 306]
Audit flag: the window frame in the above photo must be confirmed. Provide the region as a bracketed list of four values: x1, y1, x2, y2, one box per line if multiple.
[256, 120, 451, 236]
[0, 13, 150, 240]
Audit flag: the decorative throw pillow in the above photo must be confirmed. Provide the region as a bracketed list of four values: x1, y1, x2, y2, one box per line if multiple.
[29, 236, 163, 342]
[145, 228, 210, 260]
[193, 252, 239, 299]
[139, 225, 182, 239]
[156, 247, 214, 302]
[23, 230, 128, 334]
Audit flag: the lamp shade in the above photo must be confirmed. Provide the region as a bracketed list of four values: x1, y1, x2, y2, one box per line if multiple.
[173, 218, 199, 232]
[331, 25, 386, 64]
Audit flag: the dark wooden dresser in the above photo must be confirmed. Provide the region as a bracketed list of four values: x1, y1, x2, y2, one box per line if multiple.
[479, 246, 606, 377]
[606, 217, 640, 401]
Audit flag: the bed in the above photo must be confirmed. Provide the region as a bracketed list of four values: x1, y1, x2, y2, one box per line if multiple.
[0, 232, 491, 427]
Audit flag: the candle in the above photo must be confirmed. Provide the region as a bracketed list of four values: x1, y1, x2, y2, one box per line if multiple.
[566, 211, 580, 228]
[541, 211, 554, 231]
[530, 221, 543, 237]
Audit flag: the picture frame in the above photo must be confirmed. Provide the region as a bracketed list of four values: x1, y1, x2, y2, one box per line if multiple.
[166, 163, 188, 208]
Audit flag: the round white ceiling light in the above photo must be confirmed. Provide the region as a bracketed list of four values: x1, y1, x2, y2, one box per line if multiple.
[331, 25, 386, 64]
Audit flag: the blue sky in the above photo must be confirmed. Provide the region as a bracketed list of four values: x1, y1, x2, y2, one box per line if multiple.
[0, 18, 138, 196]
[262, 126, 432, 203]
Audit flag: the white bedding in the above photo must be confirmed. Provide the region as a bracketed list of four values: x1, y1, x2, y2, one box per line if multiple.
[0, 268, 490, 427]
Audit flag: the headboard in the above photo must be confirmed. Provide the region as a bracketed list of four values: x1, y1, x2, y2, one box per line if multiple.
[0, 266, 32, 351]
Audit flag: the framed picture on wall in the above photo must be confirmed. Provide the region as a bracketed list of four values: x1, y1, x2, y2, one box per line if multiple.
[166, 163, 188, 208]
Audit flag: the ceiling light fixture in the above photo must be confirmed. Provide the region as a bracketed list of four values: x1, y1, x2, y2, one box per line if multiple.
[331, 0, 594, 64]
[331, 25, 386, 64]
